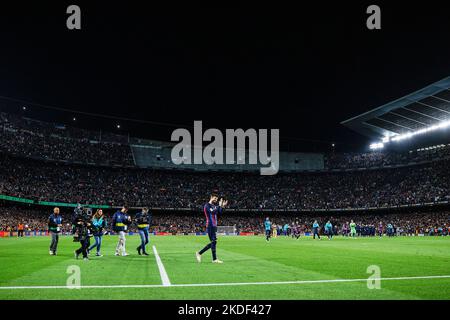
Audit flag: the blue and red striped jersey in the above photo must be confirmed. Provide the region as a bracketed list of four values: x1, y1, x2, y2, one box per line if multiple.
[203, 202, 223, 227]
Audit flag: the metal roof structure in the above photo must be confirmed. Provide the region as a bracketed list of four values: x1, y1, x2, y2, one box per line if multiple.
[342, 77, 450, 141]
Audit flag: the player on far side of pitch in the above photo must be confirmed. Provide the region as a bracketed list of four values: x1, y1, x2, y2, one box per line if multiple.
[264, 217, 272, 242]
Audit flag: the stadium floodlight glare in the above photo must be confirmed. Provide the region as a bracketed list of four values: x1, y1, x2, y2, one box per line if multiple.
[370, 142, 384, 150]
[370, 120, 450, 149]
[391, 120, 450, 142]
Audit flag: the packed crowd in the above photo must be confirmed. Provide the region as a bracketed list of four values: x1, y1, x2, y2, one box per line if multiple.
[0, 206, 53, 232]
[325, 145, 450, 170]
[0, 112, 134, 166]
[1, 206, 448, 236]
[2, 111, 450, 171]
[1, 153, 449, 210]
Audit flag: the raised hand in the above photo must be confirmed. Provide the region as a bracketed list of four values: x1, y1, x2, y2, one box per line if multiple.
[221, 199, 228, 208]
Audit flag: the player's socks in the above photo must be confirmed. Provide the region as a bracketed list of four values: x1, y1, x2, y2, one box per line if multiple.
[195, 252, 202, 263]
[137, 246, 142, 255]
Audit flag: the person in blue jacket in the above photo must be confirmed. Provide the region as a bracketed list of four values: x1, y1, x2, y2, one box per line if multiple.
[312, 220, 321, 240]
[264, 217, 272, 242]
[325, 220, 333, 240]
[88, 209, 107, 257]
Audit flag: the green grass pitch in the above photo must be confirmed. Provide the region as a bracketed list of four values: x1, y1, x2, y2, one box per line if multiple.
[0, 235, 449, 300]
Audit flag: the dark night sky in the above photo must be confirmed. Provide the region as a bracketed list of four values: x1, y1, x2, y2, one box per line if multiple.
[0, 2, 449, 152]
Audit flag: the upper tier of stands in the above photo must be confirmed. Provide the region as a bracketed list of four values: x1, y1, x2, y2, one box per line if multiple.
[1, 111, 450, 172]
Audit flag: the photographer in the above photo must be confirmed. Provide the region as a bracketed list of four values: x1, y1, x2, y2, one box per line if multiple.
[74, 207, 93, 260]
[71, 204, 83, 240]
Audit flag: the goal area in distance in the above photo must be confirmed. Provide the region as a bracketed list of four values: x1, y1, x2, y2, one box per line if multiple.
[217, 225, 237, 235]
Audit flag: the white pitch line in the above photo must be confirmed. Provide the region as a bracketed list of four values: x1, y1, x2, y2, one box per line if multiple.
[1, 274, 450, 290]
[152, 245, 171, 286]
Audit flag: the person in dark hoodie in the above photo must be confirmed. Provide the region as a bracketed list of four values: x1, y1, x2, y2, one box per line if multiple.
[74, 207, 93, 261]
[135, 207, 151, 256]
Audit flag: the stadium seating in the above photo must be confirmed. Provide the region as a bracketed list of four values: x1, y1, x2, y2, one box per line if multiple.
[1, 111, 449, 211]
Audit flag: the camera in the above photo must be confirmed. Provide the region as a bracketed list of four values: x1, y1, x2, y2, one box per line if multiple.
[72, 206, 92, 242]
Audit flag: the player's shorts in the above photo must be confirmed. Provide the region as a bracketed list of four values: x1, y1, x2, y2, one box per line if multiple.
[118, 231, 126, 240]
[207, 226, 217, 242]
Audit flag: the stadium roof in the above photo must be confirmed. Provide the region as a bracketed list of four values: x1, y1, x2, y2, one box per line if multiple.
[341, 76, 450, 141]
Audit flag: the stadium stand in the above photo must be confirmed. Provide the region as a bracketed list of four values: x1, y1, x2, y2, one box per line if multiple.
[325, 145, 450, 170]
[0, 112, 134, 166]
[1, 205, 448, 236]
[2, 110, 450, 172]
[1, 109, 449, 239]
[0, 152, 449, 210]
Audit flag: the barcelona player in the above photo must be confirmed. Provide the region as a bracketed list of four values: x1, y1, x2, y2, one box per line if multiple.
[196, 193, 228, 264]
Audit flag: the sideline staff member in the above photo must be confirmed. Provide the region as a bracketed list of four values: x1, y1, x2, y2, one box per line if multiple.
[48, 207, 62, 255]
[136, 207, 151, 256]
